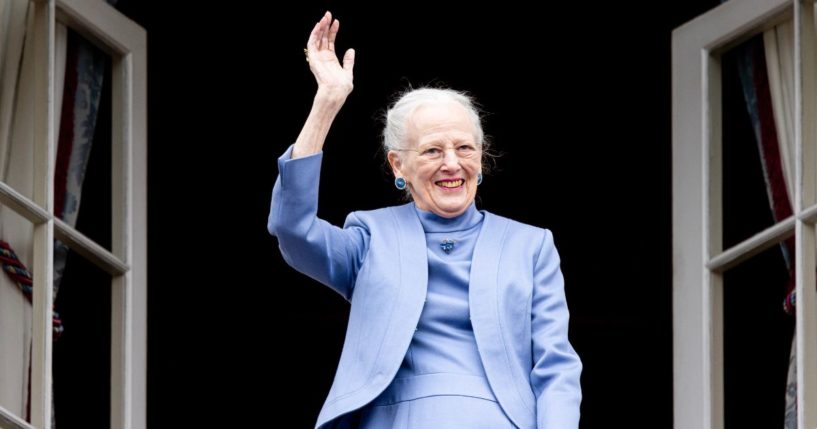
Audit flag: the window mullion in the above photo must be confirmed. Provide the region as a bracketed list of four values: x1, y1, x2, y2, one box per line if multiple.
[707, 217, 795, 272]
[0, 405, 36, 429]
[110, 50, 132, 429]
[30, 1, 55, 428]
[0, 181, 50, 224]
[54, 218, 128, 275]
[794, 2, 817, 429]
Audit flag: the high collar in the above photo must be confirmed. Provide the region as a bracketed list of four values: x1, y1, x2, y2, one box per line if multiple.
[413, 202, 483, 233]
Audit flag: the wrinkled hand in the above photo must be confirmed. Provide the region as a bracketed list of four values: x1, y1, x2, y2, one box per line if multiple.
[306, 11, 355, 102]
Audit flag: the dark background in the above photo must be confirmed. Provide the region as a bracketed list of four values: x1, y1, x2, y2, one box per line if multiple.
[47, 1, 796, 428]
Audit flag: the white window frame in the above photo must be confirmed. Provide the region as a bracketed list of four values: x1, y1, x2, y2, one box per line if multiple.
[0, 0, 147, 428]
[673, 1, 817, 429]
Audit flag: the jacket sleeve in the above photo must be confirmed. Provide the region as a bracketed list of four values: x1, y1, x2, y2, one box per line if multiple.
[531, 229, 582, 429]
[267, 145, 369, 301]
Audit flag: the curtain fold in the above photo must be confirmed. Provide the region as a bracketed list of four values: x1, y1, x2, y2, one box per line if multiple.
[53, 29, 106, 299]
[763, 19, 797, 429]
[0, 2, 67, 420]
[0, 2, 38, 417]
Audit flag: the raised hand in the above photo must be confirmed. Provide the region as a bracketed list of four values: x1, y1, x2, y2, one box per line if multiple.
[306, 11, 355, 102]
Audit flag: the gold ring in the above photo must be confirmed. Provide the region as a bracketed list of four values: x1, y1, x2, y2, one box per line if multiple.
[304, 48, 309, 63]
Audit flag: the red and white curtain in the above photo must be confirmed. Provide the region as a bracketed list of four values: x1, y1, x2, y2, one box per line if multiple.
[737, 18, 801, 429]
[763, 19, 797, 429]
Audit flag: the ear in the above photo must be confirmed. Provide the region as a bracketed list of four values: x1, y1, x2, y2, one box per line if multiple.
[387, 150, 404, 178]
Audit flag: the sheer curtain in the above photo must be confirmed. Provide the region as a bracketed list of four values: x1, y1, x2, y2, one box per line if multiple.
[0, 0, 67, 419]
[764, 18, 798, 429]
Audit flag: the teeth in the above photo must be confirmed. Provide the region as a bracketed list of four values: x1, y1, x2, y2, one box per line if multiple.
[437, 179, 463, 188]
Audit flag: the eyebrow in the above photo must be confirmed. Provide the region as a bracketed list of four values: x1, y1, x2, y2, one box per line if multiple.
[417, 139, 476, 149]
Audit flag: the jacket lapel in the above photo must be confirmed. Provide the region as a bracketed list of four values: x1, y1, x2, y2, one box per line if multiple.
[393, 202, 429, 311]
[470, 212, 531, 428]
[381, 203, 429, 368]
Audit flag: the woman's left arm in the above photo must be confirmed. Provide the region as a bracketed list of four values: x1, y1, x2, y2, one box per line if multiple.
[530, 229, 582, 429]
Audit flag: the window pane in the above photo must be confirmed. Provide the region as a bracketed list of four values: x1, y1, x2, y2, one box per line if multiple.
[53, 248, 111, 429]
[53, 29, 114, 420]
[51, 30, 114, 427]
[0, 7, 37, 205]
[0, 208, 35, 423]
[723, 244, 793, 429]
[54, 29, 112, 252]
[721, 36, 786, 250]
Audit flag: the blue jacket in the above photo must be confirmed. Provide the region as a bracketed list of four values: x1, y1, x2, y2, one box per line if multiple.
[267, 146, 582, 428]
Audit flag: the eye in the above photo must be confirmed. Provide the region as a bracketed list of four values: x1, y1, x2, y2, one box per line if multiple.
[422, 148, 442, 156]
[457, 145, 477, 155]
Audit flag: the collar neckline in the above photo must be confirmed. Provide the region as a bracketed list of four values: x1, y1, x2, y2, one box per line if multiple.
[413, 202, 483, 233]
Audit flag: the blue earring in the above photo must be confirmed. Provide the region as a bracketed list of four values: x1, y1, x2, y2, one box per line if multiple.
[477, 173, 483, 186]
[395, 177, 407, 190]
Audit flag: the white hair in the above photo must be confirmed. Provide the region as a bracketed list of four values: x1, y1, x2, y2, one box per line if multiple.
[382, 87, 485, 153]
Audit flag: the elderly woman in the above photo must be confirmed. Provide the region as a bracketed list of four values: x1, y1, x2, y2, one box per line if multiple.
[267, 11, 582, 429]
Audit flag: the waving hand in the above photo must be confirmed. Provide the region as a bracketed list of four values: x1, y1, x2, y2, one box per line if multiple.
[306, 11, 355, 102]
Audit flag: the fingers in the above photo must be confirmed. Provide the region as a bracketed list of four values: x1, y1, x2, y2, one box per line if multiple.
[320, 11, 331, 51]
[328, 19, 339, 52]
[306, 11, 347, 61]
[307, 12, 330, 49]
[342, 48, 355, 72]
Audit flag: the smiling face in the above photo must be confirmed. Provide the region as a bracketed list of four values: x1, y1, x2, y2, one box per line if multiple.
[387, 102, 482, 218]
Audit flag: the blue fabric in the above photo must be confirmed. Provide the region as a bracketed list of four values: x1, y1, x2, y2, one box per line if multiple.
[359, 204, 511, 426]
[360, 395, 516, 429]
[372, 373, 496, 405]
[395, 203, 487, 380]
[268, 145, 582, 429]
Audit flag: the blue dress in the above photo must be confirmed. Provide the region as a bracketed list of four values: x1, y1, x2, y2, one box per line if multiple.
[358, 203, 516, 428]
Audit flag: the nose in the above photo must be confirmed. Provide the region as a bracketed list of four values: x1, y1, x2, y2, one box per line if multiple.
[440, 149, 461, 171]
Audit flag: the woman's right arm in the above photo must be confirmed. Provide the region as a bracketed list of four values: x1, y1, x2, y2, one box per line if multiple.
[268, 12, 365, 300]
